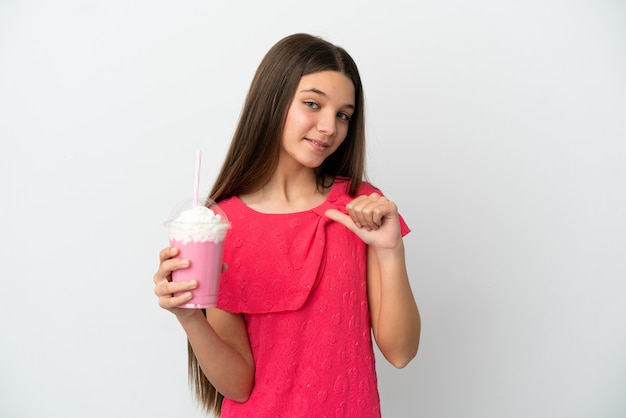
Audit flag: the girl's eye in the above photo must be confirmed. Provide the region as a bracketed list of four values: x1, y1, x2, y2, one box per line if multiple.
[338, 112, 352, 122]
[304, 100, 351, 122]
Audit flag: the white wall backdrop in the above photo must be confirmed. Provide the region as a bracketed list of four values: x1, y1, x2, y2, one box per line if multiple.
[1, 1, 625, 417]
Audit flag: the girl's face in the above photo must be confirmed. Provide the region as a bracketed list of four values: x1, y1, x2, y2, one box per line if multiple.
[280, 71, 355, 170]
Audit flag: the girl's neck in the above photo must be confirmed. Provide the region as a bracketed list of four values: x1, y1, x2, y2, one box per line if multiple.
[240, 169, 331, 214]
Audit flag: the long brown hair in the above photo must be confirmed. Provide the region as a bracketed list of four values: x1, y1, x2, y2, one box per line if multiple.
[190, 33, 368, 416]
[210, 32, 367, 202]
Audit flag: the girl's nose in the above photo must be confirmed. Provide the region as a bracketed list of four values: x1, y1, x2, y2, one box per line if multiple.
[316, 111, 337, 137]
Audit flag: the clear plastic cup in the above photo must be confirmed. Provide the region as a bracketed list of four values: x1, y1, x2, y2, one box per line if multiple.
[164, 197, 230, 309]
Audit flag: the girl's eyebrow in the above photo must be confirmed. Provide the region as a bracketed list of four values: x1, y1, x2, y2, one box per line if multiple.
[300, 87, 326, 95]
[299, 88, 355, 109]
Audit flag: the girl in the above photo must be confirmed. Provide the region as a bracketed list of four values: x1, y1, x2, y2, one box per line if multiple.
[153, 33, 421, 417]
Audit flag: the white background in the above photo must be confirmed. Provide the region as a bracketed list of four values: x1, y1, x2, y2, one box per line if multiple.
[1, 1, 625, 417]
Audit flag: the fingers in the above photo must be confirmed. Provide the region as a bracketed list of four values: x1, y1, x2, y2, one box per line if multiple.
[154, 246, 196, 311]
[345, 193, 397, 230]
[154, 247, 188, 285]
[154, 278, 196, 309]
[154, 276, 196, 297]
[159, 246, 178, 263]
[159, 292, 193, 310]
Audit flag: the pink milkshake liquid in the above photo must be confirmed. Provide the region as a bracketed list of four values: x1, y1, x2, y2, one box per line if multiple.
[170, 239, 225, 308]
[165, 198, 230, 309]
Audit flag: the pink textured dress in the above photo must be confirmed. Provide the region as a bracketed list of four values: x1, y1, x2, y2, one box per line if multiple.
[216, 178, 410, 417]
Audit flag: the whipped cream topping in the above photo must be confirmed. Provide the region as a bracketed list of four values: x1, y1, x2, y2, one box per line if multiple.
[166, 205, 230, 243]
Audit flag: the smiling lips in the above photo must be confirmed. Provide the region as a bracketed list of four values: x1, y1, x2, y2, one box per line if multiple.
[306, 138, 330, 151]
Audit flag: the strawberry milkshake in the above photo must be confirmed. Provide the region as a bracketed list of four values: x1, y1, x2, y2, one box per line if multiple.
[165, 201, 230, 309]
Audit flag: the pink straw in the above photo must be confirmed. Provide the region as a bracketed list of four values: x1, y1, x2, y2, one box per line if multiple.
[193, 149, 202, 208]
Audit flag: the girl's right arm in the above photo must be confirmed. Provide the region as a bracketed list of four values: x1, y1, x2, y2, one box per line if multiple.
[153, 247, 255, 402]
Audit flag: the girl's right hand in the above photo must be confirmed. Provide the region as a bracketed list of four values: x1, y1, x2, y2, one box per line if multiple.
[153, 246, 199, 319]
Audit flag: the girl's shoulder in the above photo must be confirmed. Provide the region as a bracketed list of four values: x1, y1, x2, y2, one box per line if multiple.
[357, 181, 382, 196]
[333, 176, 382, 197]
[216, 194, 241, 212]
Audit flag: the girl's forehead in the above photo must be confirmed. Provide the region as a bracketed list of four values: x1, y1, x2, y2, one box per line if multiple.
[296, 71, 355, 106]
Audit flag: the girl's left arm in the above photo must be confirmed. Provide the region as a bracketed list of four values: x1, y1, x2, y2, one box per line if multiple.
[366, 240, 420, 368]
[325, 193, 421, 368]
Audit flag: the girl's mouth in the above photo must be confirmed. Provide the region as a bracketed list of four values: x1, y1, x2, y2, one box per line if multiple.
[306, 138, 329, 151]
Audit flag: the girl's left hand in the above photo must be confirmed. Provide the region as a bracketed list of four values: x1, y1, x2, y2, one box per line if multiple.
[325, 193, 402, 250]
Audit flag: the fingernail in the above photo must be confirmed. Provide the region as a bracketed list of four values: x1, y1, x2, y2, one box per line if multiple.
[180, 259, 189, 267]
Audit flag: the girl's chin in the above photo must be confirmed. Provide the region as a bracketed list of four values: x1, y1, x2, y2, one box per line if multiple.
[301, 158, 326, 169]
[282, 149, 329, 169]
[294, 155, 326, 169]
